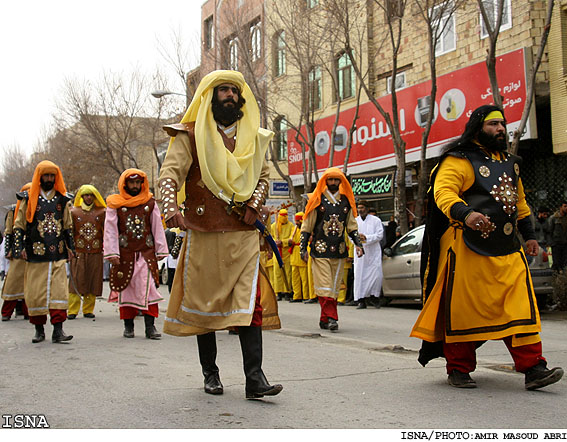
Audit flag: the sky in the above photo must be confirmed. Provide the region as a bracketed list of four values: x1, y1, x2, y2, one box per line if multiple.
[0, 0, 203, 155]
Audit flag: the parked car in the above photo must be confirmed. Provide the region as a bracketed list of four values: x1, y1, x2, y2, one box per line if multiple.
[158, 257, 168, 285]
[381, 225, 553, 309]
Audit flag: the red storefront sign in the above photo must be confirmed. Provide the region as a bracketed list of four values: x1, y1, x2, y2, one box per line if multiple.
[287, 47, 534, 184]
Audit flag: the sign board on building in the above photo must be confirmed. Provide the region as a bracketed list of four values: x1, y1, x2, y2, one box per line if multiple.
[352, 173, 394, 197]
[287, 48, 536, 185]
[270, 180, 290, 197]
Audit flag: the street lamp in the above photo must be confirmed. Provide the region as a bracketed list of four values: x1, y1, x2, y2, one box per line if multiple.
[150, 90, 186, 99]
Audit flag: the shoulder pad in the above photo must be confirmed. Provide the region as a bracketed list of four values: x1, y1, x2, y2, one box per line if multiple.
[16, 191, 28, 200]
[163, 122, 194, 137]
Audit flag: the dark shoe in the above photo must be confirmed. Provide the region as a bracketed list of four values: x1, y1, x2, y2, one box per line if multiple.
[337, 302, 345, 306]
[284, 293, 292, 301]
[144, 315, 161, 340]
[32, 324, 45, 343]
[83, 313, 95, 318]
[447, 370, 477, 388]
[1, 316, 10, 321]
[319, 321, 329, 330]
[276, 293, 284, 301]
[345, 300, 357, 306]
[356, 302, 367, 309]
[328, 318, 339, 332]
[52, 322, 73, 343]
[289, 298, 303, 303]
[369, 297, 381, 308]
[228, 329, 239, 335]
[204, 372, 224, 395]
[67, 314, 77, 320]
[197, 332, 222, 394]
[239, 326, 283, 399]
[304, 298, 318, 304]
[525, 361, 564, 390]
[123, 319, 135, 338]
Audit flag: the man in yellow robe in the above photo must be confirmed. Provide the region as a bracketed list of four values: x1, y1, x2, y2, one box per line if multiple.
[288, 212, 308, 302]
[158, 70, 282, 400]
[411, 105, 563, 390]
[272, 208, 293, 300]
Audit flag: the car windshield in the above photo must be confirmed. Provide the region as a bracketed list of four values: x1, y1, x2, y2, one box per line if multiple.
[391, 226, 424, 256]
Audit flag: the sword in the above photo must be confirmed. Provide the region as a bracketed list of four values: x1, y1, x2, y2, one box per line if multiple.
[218, 191, 291, 292]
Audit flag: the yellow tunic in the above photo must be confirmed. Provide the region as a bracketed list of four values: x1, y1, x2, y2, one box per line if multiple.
[271, 220, 293, 293]
[410, 153, 541, 346]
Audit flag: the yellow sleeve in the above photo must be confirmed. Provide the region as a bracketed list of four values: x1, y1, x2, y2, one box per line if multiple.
[346, 208, 358, 233]
[4, 210, 14, 235]
[63, 203, 73, 230]
[14, 199, 28, 231]
[516, 178, 531, 220]
[300, 210, 316, 235]
[158, 132, 194, 190]
[433, 156, 475, 220]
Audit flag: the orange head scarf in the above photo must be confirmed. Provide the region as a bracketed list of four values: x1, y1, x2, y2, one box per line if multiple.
[106, 169, 153, 209]
[14, 182, 32, 226]
[304, 167, 357, 219]
[26, 161, 67, 223]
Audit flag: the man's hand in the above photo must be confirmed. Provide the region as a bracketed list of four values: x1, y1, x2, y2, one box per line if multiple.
[5, 250, 12, 260]
[355, 246, 364, 258]
[301, 250, 309, 263]
[242, 206, 258, 226]
[21, 250, 27, 261]
[108, 257, 120, 266]
[525, 239, 539, 257]
[359, 233, 367, 243]
[166, 211, 188, 230]
[465, 211, 491, 233]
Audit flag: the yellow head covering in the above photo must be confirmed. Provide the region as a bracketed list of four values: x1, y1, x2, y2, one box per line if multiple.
[74, 184, 106, 208]
[172, 70, 273, 203]
[484, 110, 504, 122]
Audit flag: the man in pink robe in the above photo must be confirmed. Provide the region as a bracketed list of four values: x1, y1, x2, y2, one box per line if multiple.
[103, 169, 168, 339]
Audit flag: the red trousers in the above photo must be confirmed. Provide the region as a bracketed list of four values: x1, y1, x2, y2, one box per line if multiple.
[235, 279, 263, 329]
[120, 303, 159, 320]
[29, 309, 67, 325]
[1, 299, 28, 318]
[444, 337, 546, 374]
[318, 296, 338, 323]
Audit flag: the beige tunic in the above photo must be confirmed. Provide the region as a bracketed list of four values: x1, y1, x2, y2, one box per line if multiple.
[159, 130, 274, 336]
[301, 190, 358, 299]
[14, 195, 73, 315]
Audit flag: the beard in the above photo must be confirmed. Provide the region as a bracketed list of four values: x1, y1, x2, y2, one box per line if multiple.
[327, 184, 339, 193]
[40, 180, 54, 191]
[125, 186, 141, 196]
[212, 97, 243, 125]
[477, 129, 507, 152]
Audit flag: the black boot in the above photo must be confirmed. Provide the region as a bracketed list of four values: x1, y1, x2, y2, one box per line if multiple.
[123, 319, 135, 338]
[525, 361, 564, 390]
[356, 298, 367, 309]
[144, 315, 161, 340]
[32, 324, 45, 343]
[238, 326, 283, 399]
[197, 332, 223, 395]
[52, 322, 73, 343]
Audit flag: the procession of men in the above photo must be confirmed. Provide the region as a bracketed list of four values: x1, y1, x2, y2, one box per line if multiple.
[0, 71, 563, 401]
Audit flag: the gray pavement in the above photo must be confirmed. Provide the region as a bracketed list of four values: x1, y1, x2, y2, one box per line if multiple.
[0, 282, 566, 429]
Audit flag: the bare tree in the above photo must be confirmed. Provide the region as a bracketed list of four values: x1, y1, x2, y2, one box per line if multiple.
[0, 145, 36, 220]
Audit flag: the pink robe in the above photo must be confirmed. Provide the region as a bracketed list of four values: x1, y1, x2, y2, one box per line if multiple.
[103, 204, 168, 310]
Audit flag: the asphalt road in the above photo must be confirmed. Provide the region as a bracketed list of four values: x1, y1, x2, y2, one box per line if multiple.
[1, 282, 566, 430]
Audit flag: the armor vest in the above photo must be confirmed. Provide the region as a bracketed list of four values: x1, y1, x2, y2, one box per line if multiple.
[109, 199, 160, 292]
[310, 194, 351, 259]
[71, 206, 105, 254]
[25, 192, 70, 263]
[182, 123, 254, 233]
[450, 148, 522, 256]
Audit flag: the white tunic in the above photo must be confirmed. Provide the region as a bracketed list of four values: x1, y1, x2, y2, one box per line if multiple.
[353, 214, 384, 300]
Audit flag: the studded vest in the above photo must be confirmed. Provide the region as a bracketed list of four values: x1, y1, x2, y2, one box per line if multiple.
[450, 148, 522, 256]
[71, 206, 105, 254]
[109, 199, 160, 292]
[310, 195, 351, 259]
[25, 192, 70, 263]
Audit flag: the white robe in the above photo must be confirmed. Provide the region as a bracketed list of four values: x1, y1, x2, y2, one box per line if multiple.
[353, 214, 384, 300]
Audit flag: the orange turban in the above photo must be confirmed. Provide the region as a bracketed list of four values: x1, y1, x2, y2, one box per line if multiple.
[106, 169, 153, 209]
[14, 182, 32, 227]
[26, 161, 67, 223]
[304, 167, 357, 218]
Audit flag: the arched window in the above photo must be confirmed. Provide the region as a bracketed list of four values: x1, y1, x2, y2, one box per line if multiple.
[274, 116, 288, 161]
[274, 30, 286, 77]
[229, 38, 238, 70]
[250, 22, 262, 62]
[335, 51, 355, 100]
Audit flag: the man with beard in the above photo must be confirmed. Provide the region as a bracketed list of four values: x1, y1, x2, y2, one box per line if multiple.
[1, 183, 31, 321]
[411, 105, 563, 390]
[158, 70, 283, 400]
[104, 170, 168, 339]
[353, 200, 384, 309]
[300, 167, 364, 332]
[68, 185, 106, 320]
[13, 161, 75, 343]
[548, 201, 567, 271]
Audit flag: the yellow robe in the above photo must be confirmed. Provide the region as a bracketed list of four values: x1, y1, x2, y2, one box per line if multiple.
[410, 153, 541, 346]
[289, 224, 308, 300]
[271, 220, 293, 293]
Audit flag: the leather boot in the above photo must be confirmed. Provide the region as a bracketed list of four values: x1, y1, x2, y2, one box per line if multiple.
[123, 319, 135, 338]
[238, 326, 283, 399]
[52, 322, 73, 343]
[197, 332, 223, 395]
[144, 315, 161, 340]
[32, 324, 45, 343]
